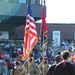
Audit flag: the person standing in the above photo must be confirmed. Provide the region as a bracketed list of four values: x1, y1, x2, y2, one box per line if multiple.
[29, 56, 40, 75]
[46, 55, 62, 75]
[23, 54, 40, 75]
[10, 60, 27, 75]
[54, 50, 75, 75]
[2, 61, 8, 75]
[40, 57, 50, 75]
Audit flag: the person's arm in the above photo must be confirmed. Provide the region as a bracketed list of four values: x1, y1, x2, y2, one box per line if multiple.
[45, 67, 50, 75]
[46, 65, 55, 75]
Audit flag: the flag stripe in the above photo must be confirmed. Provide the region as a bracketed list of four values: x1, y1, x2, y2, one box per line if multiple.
[22, 0, 38, 61]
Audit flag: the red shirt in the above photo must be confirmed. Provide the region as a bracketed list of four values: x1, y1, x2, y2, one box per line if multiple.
[0, 54, 4, 60]
[8, 61, 13, 68]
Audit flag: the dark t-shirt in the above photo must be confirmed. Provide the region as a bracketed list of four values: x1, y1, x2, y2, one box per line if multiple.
[46, 64, 56, 75]
[54, 61, 75, 75]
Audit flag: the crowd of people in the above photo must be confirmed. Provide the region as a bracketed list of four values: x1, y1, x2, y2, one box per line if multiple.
[0, 40, 75, 75]
[0, 41, 23, 75]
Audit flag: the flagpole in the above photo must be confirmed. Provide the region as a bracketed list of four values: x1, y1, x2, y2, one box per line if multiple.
[22, 0, 38, 74]
[27, 0, 30, 74]
[42, 37, 44, 75]
[25, 0, 30, 74]
[42, 1, 44, 75]
[42, 1, 45, 75]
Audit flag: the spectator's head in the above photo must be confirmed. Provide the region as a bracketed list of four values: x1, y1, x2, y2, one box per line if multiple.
[2, 62, 7, 66]
[61, 50, 69, 60]
[55, 55, 62, 63]
[34, 60, 38, 64]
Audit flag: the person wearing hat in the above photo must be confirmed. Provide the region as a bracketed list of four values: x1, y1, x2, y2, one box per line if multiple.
[46, 55, 62, 75]
[23, 54, 40, 75]
[40, 57, 50, 75]
[23, 53, 34, 73]
[54, 50, 75, 75]
[30, 59, 40, 75]
[10, 60, 27, 75]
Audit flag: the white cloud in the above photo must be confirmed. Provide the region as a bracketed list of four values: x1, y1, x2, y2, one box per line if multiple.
[46, 0, 75, 23]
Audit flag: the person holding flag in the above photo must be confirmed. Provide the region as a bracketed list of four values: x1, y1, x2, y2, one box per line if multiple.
[21, 0, 38, 74]
[39, 4, 48, 75]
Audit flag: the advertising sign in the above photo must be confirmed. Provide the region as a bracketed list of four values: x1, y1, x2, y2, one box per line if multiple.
[52, 31, 60, 47]
[0, 31, 9, 39]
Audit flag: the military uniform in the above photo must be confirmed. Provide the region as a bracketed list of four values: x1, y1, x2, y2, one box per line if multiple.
[30, 62, 40, 75]
[23, 61, 31, 73]
[40, 64, 50, 75]
[24, 62, 40, 75]
[23, 55, 40, 75]
[40, 60, 50, 75]
[10, 65, 27, 75]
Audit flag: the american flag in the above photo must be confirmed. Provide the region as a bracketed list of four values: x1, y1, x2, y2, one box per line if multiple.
[22, 0, 38, 61]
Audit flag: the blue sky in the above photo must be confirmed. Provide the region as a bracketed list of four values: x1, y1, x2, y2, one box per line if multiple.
[46, 0, 75, 23]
